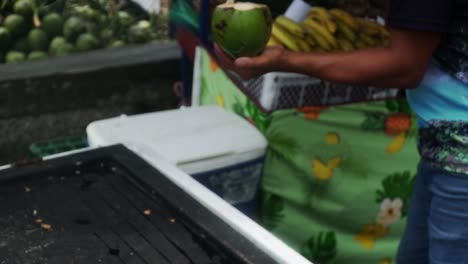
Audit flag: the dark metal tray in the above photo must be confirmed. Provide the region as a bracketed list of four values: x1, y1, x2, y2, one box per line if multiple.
[0, 145, 275, 264]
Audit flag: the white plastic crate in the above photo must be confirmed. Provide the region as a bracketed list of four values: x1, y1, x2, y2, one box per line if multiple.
[228, 70, 403, 113]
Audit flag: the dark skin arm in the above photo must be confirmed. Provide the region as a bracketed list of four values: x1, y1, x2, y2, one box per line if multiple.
[216, 28, 442, 89]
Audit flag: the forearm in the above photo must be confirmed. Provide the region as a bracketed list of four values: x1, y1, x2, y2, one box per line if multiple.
[271, 29, 442, 89]
[279, 47, 420, 89]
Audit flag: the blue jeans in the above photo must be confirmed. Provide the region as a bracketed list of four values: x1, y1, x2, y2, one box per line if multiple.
[397, 160, 468, 264]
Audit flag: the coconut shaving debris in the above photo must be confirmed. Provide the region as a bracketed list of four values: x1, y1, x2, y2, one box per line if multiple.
[143, 209, 152, 216]
[41, 223, 52, 231]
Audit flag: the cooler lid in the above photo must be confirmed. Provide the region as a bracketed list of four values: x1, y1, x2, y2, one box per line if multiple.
[86, 106, 268, 167]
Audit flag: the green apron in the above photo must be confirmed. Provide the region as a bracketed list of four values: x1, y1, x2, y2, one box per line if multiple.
[196, 47, 419, 264]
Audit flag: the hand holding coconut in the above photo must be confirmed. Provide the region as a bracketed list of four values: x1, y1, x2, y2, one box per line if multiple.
[212, 0, 286, 80]
[215, 44, 287, 80]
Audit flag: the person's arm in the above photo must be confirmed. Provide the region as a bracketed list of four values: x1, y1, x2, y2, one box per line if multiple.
[281, 28, 441, 88]
[216, 27, 441, 89]
[216, 0, 454, 88]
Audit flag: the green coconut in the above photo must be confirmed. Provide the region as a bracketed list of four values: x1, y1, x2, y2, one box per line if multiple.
[4, 14, 27, 38]
[42, 13, 64, 37]
[109, 40, 125, 49]
[13, 0, 34, 18]
[6, 51, 26, 63]
[49, 36, 66, 53]
[211, 1, 272, 58]
[75, 33, 99, 52]
[48, 36, 74, 56]
[128, 20, 153, 44]
[55, 43, 74, 56]
[28, 29, 49, 51]
[117, 11, 132, 28]
[27, 51, 47, 61]
[63, 16, 86, 41]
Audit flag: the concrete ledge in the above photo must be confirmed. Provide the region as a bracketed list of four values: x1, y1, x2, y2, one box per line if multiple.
[0, 41, 181, 82]
[0, 41, 181, 118]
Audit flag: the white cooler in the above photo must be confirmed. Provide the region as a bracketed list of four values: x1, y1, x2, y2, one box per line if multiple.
[86, 106, 268, 218]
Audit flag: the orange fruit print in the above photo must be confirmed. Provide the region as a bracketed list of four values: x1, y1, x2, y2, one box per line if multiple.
[384, 113, 411, 136]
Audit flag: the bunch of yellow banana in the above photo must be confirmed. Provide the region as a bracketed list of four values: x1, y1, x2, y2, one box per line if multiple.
[268, 15, 315, 52]
[267, 7, 391, 53]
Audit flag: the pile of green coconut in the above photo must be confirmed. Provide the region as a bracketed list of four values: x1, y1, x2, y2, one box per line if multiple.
[0, 0, 168, 64]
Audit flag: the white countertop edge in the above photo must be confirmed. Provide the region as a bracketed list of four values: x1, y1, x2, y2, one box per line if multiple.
[136, 148, 313, 264]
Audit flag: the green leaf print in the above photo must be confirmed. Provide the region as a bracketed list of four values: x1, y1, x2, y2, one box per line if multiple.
[244, 100, 272, 134]
[301, 231, 337, 264]
[385, 100, 400, 113]
[385, 99, 412, 114]
[245, 100, 257, 117]
[232, 98, 245, 118]
[261, 193, 285, 230]
[360, 112, 386, 131]
[376, 171, 415, 217]
[397, 100, 412, 114]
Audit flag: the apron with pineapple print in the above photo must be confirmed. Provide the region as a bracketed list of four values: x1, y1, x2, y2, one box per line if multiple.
[195, 47, 419, 264]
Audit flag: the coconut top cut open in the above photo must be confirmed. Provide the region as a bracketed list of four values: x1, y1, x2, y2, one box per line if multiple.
[211, 0, 272, 58]
[217, 1, 268, 11]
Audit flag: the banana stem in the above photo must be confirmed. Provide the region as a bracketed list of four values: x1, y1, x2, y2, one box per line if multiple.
[32, 0, 41, 27]
[33, 11, 41, 27]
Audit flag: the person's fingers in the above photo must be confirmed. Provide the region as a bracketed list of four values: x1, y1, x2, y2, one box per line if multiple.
[234, 47, 283, 69]
[213, 44, 274, 80]
[234, 54, 270, 70]
[234, 57, 255, 68]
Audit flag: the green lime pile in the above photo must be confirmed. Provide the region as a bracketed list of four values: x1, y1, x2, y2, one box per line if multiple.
[0, 0, 168, 64]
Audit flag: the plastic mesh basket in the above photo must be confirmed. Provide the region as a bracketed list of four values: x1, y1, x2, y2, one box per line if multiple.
[227, 70, 403, 113]
[29, 135, 88, 157]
